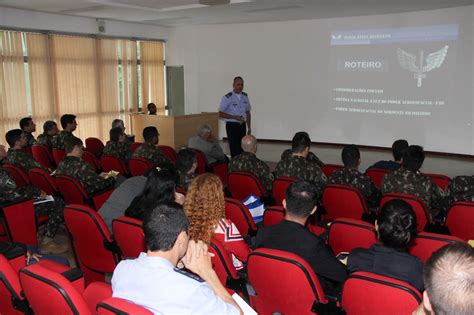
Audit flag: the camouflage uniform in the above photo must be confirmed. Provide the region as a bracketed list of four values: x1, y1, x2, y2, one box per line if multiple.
[103, 141, 132, 163]
[5, 148, 49, 173]
[381, 168, 445, 219]
[37, 133, 55, 151]
[177, 170, 196, 191]
[329, 167, 382, 210]
[0, 167, 64, 238]
[52, 130, 74, 150]
[24, 132, 37, 147]
[281, 149, 324, 168]
[274, 155, 327, 197]
[444, 175, 474, 210]
[132, 142, 170, 166]
[56, 156, 115, 195]
[229, 151, 274, 192]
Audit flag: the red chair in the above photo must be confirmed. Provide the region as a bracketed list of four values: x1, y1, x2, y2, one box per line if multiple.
[52, 148, 66, 165]
[31, 144, 55, 170]
[262, 206, 285, 227]
[380, 193, 430, 231]
[112, 216, 145, 258]
[364, 168, 391, 189]
[128, 157, 152, 177]
[55, 174, 113, 210]
[272, 176, 297, 206]
[408, 232, 464, 262]
[85, 137, 105, 158]
[228, 171, 266, 200]
[3, 164, 30, 188]
[28, 167, 58, 195]
[225, 198, 257, 237]
[248, 248, 329, 315]
[130, 142, 142, 153]
[321, 164, 344, 177]
[342, 271, 422, 315]
[0, 199, 38, 246]
[82, 150, 102, 172]
[327, 218, 377, 255]
[97, 297, 153, 315]
[424, 173, 451, 190]
[210, 161, 229, 186]
[446, 201, 474, 241]
[101, 155, 129, 176]
[64, 205, 121, 284]
[159, 145, 177, 162]
[20, 263, 112, 315]
[191, 148, 208, 174]
[322, 184, 370, 221]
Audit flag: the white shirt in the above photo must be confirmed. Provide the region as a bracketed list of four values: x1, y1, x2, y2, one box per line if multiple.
[112, 253, 239, 315]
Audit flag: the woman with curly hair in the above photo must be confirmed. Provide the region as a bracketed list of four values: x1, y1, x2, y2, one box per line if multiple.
[184, 173, 250, 270]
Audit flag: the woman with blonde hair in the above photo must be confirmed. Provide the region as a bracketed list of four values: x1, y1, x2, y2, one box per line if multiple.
[184, 173, 250, 270]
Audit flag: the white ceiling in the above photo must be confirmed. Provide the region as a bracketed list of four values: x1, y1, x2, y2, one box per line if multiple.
[0, 0, 472, 27]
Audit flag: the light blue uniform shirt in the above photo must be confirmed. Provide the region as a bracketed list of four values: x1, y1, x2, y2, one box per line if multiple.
[112, 253, 239, 315]
[219, 91, 251, 123]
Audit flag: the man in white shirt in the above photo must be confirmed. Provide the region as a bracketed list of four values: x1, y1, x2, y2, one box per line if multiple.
[112, 201, 241, 315]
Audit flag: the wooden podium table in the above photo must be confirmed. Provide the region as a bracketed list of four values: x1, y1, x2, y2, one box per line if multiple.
[129, 112, 219, 150]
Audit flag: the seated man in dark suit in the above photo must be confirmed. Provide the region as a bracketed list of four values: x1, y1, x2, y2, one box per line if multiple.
[255, 180, 347, 296]
[368, 139, 408, 171]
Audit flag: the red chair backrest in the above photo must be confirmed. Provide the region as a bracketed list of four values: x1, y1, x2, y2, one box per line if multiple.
[130, 142, 142, 153]
[31, 144, 55, 170]
[248, 248, 328, 315]
[158, 145, 177, 162]
[128, 157, 152, 177]
[224, 198, 257, 237]
[52, 148, 66, 165]
[191, 149, 208, 174]
[0, 199, 38, 246]
[228, 171, 266, 200]
[322, 184, 369, 220]
[82, 150, 101, 171]
[97, 297, 153, 315]
[408, 232, 465, 262]
[85, 137, 105, 157]
[380, 193, 430, 231]
[28, 167, 58, 195]
[424, 173, 451, 190]
[55, 174, 90, 206]
[112, 216, 145, 259]
[342, 271, 422, 315]
[328, 218, 377, 255]
[0, 254, 26, 315]
[272, 176, 297, 206]
[101, 155, 129, 176]
[3, 164, 30, 188]
[210, 162, 229, 186]
[64, 205, 120, 284]
[262, 206, 285, 227]
[446, 201, 474, 241]
[364, 168, 391, 189]
[209, 237, 239, 287]
[321, 164, 344, 177]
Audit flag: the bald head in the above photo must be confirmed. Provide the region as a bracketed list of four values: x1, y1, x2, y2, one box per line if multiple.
[241, 135, 257, 153]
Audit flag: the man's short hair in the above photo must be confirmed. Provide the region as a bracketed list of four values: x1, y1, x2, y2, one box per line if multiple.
[143, 126, 158, 143]
[377, 199, 417, 250]
[147, 103, 156, 111]
[176, 148, 196, 173]
[64, 136, 83, 153]
[402, 145, 425, 172]
[233, 76, 243, 83]
[342, 144, 360, 168]
[285, 180, 318, 218]
[19, 117, 33, 130]
[423, 242, 474, 315]
[144, 202, 189, 252]
[5, 129, 23, 147]
[197, 124, 212, 137]
[392, 139, 409, 161]
[291, 131, 311, 154]
[60, 114, 76, 129]
[43, 120, 57, 133]
[109, 127, 123, 142]
[111, 119, 124, 129]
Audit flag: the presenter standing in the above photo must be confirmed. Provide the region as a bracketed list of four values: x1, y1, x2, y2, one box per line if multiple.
[219, 76, 251, 157]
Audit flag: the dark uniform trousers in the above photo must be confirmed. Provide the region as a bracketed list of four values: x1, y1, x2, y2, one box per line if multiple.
[226, 121, 246, 157]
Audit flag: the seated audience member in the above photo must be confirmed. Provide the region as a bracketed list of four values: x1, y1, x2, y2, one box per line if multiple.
[255, 180, 347, 295]
[229, 135, 274, 192]
[413, 242, 473, 315]
[368, 139, 408, 171]
[132, 126, 170, 166]
[4, 129, 49, 173]
[112, 202, 241, 314]
[0, 144, 66, 253]
[348, 199, 423, 291]
[188, 124, 227, 164]
[176, 148, 197, 191]
[52, 114, 77, 150]
[443, 175, 474, 211]
[102, 127, 132, 163]
[37, 120, 59, 151]
[111, 118, 133, 143]
[281, 131, 325, 168]
[274, 132, 327, 196]
[125, 167, 183, 221]
[19, 117, 37, 147]
[329, 144, 381, 210]
[382, 145, 445, 219]
[56, 137, 115, 195]
[184, 174, 250, 270]
[147, 102, 157, 115]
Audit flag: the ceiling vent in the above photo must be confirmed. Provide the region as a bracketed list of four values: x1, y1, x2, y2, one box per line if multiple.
[199, 0, 230, 5]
